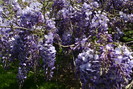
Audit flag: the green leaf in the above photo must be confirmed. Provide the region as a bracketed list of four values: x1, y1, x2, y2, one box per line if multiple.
[0, 0, 4, 5]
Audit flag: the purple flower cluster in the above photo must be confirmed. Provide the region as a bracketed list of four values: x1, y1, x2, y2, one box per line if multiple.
[12, 32, 38, 85]
[76, 44, 133, 89]
[20, 11, 44, 29]
[0, 0, 55, 87]
[39, 32, 56, 79]
[12, 31, 56, 85]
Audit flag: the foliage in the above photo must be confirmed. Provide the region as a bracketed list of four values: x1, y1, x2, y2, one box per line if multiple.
[0, 64, 67, 89]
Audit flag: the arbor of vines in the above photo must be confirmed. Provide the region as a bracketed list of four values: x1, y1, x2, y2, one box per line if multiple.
[0, 0, 133, 89]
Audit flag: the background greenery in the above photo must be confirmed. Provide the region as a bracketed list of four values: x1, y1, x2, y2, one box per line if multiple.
[0, 64, 68, 89]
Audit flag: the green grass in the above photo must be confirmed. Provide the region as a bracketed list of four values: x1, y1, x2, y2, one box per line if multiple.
[0, 65, 67, 89]
[0, 64, 17, 89]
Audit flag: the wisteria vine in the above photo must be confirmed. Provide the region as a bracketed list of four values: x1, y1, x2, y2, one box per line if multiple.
[0, 0, 133, 89]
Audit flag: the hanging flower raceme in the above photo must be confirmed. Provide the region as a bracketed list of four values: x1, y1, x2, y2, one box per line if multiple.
[75, 43, 133, 89]
[39, 32, 56, 80]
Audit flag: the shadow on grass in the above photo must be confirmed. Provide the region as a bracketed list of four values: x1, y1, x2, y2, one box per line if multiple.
[0, 65, 67, 89]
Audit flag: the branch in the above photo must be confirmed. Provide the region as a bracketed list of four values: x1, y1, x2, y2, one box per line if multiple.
[125, 80, 133, 89]
[54, 42, 75, 48]
[126, 41, 133, 44]
[0, 26, 28, 30]
[0, 25, 76, 48]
